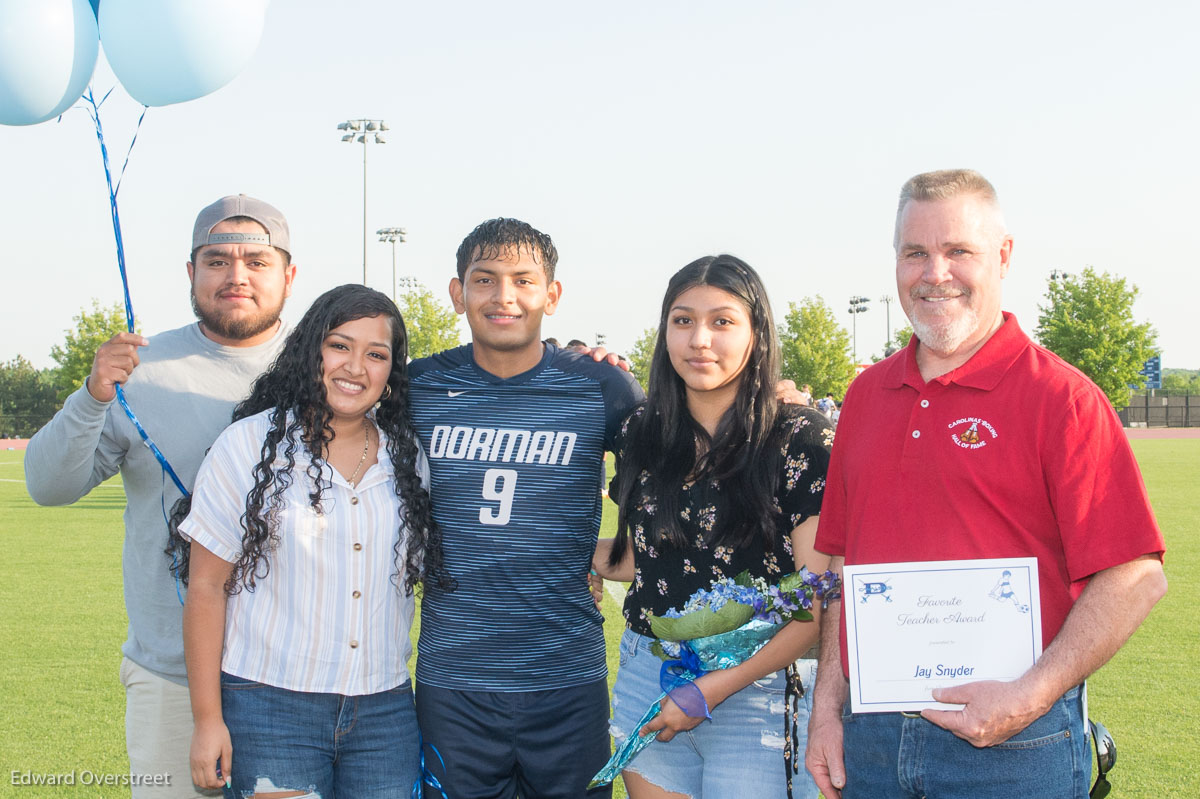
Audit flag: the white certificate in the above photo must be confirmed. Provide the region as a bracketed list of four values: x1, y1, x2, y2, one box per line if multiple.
[843, 558, 1042, 713]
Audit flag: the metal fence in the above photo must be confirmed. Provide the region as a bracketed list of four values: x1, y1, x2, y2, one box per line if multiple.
[1118, 392, 1198, 427]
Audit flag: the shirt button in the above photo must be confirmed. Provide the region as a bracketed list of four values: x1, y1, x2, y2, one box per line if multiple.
[912, 430, 921, 439]
[350, 496, 359, 505]
[352, 590, 361, 599]
[353, 543, 363, 551]
[349, 640, 359, 649]
[920, 399, 930, 408]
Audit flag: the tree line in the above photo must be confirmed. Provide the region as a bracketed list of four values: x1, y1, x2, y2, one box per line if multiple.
[0, 300, 129, 438]
[0, 285, 462, 439]
[1, 269, 1168, 438]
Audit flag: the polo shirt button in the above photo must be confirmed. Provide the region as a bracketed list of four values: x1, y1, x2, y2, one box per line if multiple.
[350, 496, 359, 505]
[920, 399, 930, 408]
[349, 640, 359, 649]
[352, 590, 361, 599]
[353, 542, 363, 551]
[912, 430, 921, 439]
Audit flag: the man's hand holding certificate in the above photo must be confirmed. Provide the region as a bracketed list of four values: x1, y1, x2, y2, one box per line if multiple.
[843, 558, 1042, 713]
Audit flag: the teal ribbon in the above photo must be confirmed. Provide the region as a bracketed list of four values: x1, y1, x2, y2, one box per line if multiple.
[412, 739, 449, 799]
[588, 699, 663, 789]
[659, 645, 711, 720]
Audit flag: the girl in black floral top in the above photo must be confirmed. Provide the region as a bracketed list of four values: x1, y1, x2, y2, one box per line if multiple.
[594, 255, 834, 799]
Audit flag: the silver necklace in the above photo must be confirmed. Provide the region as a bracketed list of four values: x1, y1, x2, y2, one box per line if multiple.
[346, 418, 371, 487]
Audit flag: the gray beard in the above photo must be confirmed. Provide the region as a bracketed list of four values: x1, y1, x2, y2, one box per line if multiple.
[910, 306, 979, 356]
[191, 291, 283, 342]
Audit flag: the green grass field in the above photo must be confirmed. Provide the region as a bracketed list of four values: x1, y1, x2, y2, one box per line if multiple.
[1, 441, 1197, 797]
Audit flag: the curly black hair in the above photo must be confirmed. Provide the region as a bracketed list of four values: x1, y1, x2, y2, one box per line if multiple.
[167, 283, 453, 597]
[454, 217, 558, 282]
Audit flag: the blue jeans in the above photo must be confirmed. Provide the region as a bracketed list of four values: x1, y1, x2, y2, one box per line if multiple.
[610, 629, 818, 799]
[220, 672, 420, 798]
[841, 684, 1090, 799]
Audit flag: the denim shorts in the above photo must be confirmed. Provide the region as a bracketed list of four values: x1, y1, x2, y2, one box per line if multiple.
[841, 684, 1090, 799]
[220, 672, 420, 798]
[610, 629, 818, 799]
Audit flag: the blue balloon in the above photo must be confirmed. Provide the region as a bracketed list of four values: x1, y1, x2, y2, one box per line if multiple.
[99, 0, 269, 108]
[0, 0, 99, 126]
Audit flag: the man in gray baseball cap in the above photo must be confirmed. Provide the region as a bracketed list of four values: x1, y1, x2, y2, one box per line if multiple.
[191, 193, 291, 254]
[188, 194, 295, 346]
[26, 195, 297, 798]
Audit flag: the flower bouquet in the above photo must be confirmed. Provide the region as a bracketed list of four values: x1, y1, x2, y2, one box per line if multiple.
[589, 567, 840, 788]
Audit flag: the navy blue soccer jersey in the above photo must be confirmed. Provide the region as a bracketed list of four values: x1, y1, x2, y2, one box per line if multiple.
[409, 344, 644, 691]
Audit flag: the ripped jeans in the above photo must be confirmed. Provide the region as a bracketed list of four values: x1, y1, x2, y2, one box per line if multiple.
[609, 630, 818, 799]
[220, 673, 419, 798]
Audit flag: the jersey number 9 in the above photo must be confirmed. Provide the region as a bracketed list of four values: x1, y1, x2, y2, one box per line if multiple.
[479, 468, 518, 526]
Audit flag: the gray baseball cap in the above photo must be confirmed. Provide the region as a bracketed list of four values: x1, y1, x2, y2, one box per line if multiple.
[191, 194, 291, 255]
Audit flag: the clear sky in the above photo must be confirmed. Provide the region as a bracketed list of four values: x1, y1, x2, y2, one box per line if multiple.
[3, 0, 1197, 370]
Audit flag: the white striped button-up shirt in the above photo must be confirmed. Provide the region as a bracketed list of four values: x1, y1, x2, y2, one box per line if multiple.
[181, 409, 425, 695]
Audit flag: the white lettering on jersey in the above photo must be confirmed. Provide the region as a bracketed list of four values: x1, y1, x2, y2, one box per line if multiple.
[491, 429, 530, 463]
[467, 427, 495, 460]
[429, 425, 577, 466]
[526, 431, 555, 464]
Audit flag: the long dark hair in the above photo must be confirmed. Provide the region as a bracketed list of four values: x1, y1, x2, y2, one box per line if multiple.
[609, 254, 787, 565]
[167, 283, 452, 596]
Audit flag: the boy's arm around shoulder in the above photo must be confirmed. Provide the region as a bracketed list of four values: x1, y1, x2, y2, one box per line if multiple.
[594, 359, 645, 453]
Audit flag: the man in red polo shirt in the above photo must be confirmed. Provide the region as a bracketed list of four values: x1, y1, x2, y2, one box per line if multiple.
[805, 169, 1167, 799]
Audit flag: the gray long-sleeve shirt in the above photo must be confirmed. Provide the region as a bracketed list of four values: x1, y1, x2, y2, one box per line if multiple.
[25, 322, 287, 683]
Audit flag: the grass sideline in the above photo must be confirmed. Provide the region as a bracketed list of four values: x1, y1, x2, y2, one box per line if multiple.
[1, 441, 1197, 798]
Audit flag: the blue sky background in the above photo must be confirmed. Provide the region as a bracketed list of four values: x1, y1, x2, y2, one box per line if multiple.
[3, 0, 1197, 369]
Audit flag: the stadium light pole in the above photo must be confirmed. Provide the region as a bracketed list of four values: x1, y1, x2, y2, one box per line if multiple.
[848, 295, 870, 364]
[337, 118, 388, 284]
[397, 275, 419, 292]
[880, 294, 895, 354]
[377, 227, 406, 302]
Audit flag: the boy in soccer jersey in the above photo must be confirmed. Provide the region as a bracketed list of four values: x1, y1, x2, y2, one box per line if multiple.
[408, 218, 642, 798]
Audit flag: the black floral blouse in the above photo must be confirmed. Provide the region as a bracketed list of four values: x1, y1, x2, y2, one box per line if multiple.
[616, 406, 835, 637]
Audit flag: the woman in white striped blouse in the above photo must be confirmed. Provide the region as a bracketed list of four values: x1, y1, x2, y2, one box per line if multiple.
[171, 284, 452, 798]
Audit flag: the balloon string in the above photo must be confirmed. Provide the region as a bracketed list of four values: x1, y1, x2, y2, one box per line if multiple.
[116, 106, 148, 196]
[81, 87, 189, 499]
[81, 87, 144, 329]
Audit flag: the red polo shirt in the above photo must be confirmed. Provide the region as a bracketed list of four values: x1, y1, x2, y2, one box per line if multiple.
[816, 313, 1165, 676]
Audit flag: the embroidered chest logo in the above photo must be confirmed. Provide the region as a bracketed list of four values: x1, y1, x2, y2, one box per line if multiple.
[947, 417, 998, 450]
